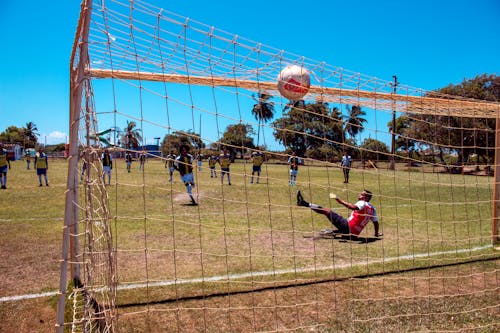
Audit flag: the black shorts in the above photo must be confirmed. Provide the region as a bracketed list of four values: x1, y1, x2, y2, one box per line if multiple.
[326, 211, 350, 234]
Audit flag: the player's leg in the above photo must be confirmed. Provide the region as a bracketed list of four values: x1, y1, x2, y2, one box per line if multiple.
[0, 170, 6, 189]
[292, 171, 297, 186]
[297, 190, 348, 233]
[184, 174, 197, 204]
[44, 171, 49, 186]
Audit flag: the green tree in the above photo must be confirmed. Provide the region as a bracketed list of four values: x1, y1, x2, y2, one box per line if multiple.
[273, 100, 343, 158]
[359, 138, 390, 161]
[161, 130, 204, 154]
[121, 121, 142, 149]
[251, 92, 275, 146]
[220, 123, 255, 155]
[0, 126, 24, 144]
[388, 115, 415, 153]
[438, 74, 499, 101]
[343, 105, 367, 142]
[406, 74, 499, 168]
[22, 122, 39, 148]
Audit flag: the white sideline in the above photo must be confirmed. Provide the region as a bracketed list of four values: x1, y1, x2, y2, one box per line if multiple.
[0, 245, 493, 303]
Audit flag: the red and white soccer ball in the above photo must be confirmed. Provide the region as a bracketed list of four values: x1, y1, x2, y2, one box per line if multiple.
[277, 65, 311, 100]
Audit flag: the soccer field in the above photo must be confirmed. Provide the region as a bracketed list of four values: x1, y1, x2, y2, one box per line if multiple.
[0, 158, 498, 332]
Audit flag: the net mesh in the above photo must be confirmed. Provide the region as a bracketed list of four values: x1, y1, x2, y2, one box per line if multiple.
[60, 0, 500, 331]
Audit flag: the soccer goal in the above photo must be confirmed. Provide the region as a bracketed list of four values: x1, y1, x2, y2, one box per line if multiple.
[57, 0, 500, 331]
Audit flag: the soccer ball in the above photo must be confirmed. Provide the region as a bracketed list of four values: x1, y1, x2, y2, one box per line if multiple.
[277, 65, 311, 100]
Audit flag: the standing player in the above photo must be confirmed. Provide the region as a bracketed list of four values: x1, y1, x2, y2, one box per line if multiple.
[218, 148, 232, 185]
[0, 143, 11, 189]
[208, 154, 218, 178]
[25, 150, 31, 170]
[102, 149, 113, 185]
[165, 151, 176, 182]
[175, 145, 197, 205]
[288, 151, 301, 186]
[138, 150, 147, 171]
[35, 147, 49, 187]
[80, 150, 89, 182]
[125, 152, 133, 173]
[341, 151, 352, 183]
[250, 151, 264, 184]
[81, 160, 87, 181]
[196, 152, 204, 172]
[296, 189, 381, 238]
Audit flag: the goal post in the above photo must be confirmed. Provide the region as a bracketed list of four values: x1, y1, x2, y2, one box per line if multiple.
[493, 111, 500, 246]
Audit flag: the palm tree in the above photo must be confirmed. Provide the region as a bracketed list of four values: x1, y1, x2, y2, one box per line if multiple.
[122, 121, 142, 149]
[251, 92, 275, 146]
[23, 122, 39, 148]
[343, 105, 366, 141]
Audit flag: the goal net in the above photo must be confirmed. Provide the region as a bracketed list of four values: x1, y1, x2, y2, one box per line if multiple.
[57, 0, 500, 332]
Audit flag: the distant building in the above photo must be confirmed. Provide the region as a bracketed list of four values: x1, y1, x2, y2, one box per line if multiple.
[4, 144, 22, 160]
[134, 144, 161, 157]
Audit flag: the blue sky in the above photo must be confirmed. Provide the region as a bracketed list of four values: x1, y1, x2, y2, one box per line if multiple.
[1, 0, 498, 146]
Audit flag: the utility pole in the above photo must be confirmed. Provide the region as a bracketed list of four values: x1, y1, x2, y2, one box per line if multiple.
[390, 75, 399, 170]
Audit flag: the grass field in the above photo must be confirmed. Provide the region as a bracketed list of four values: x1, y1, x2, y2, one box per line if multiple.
[0, 157, 498, 332]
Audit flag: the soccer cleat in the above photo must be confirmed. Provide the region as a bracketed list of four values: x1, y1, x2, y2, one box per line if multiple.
[296, 190, 309, 207]
[320, 229, 336, 236]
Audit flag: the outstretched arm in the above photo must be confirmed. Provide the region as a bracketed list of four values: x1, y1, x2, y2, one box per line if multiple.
[335, 197, 358, 210]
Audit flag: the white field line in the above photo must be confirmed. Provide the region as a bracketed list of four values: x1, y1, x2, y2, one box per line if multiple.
[0, 244, 493, 303]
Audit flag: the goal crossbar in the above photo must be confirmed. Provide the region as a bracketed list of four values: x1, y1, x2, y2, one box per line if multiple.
[89, 68, 500, 118]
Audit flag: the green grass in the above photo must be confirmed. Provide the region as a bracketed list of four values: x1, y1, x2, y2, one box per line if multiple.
[0, 157, 498, 332]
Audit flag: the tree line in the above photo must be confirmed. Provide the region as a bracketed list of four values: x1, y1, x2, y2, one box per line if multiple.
[160, 74, 499, 168]
[0, 122, 40, 149]
[2, 74, 498, 168]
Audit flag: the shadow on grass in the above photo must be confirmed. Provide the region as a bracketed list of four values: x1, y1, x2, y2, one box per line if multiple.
[303, 229, 382, 243]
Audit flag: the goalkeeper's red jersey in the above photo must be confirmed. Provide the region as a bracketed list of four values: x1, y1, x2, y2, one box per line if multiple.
[348, 200, 378, 235]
